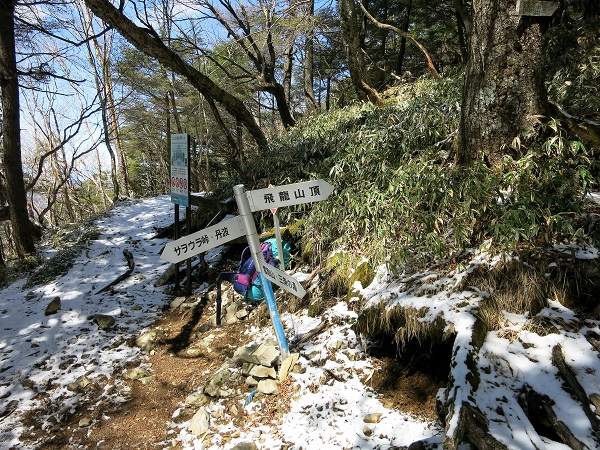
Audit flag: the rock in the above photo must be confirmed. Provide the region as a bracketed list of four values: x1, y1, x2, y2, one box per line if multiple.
[363, 413, 383, 424]
[363, 426, 373, 437]
[93, 314, 115, 330]
[198, 323, 212, 334]
[257, 379, 280, 395]
[245, 376, 258, 387]
[591, 393, 600, 415]
[124, 367, 151, 380]
[139, 375, 155, 385]
[45, 297, 61, 316]
[235, 309, 249, 320]
[136, 331, 158, 352]
[134, 274, 146, 280]
[170, 296, 187, 310]
[188, 407, 210, 435]
[67, 375, 91, 392]
[230, 442, 259, 450]
[185, 393, 209, 407]
[248, 365, 276, 380]
[204, 368, 232, 397]
[279, 353, 299, 381]
[234, 344, 279, 367]
[79, 417, 92, 427]
[328, 340, 347, 351]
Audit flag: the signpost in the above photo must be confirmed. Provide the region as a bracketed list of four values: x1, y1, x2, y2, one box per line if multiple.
[170, 134, 190, 207]
[170, 133, 191, 294]
[161, 216, 245, 264]
[160, 179, 335, 360]
[246, 179, 335, 212]
[515, 0, 559, 16]
[268, 184, 285, 272]
[260, 261, 307, 298]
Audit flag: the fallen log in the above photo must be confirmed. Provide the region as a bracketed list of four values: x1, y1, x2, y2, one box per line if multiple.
[586, 330, 600, 353]
[290, 319, 327, 349]
[96, 249, 135, 294]
[522, 387, 587, 450]
[552, 344, 600, 433]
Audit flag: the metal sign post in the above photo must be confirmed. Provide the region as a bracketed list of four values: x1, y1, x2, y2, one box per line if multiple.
[161, 179, 335, 361]
[233, 184, 290, 361]
[268, 184, 285, 272]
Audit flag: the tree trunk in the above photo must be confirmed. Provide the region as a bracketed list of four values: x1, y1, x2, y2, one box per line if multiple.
[457, 1, 549, 166]
[304, 0, 318, 112]
[396, 0, 411, 75]
[338, 0, 383, 106]
[0, 0, 36, 257]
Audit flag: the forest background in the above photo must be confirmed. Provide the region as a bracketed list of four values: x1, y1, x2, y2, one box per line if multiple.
[0, 0, 598, 269]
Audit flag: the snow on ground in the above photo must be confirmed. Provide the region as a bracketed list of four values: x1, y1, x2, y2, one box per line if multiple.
[0, 197, 175, 448]
[1, 195, 599, 449]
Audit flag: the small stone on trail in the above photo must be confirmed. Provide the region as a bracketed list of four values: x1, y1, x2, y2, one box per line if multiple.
[79, 417, 92, 428]
[124, 367, 151, 380]
[198, 322, 212, 334]
[170, 296, 187, 310]
[363, 412, 383, 423]
[188, 407, 210, 435]
[257, 379, 280, 395]
[185, 393, 209, 407]
[44, 297, 61, 316]
[136, 331, 158, 352]
[204, 368, 231, 397]
[93, 314, 115, 330]
[230, 442, 259, 450]
[363, 425, 373, 436]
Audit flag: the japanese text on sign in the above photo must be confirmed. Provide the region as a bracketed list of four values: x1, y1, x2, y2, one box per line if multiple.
[161, 216, 245, 264]
[170, 133, 190, 207]
[259, 261, 306, 298]
[247, 179, 334, 212]
[172, 226, 231, 256]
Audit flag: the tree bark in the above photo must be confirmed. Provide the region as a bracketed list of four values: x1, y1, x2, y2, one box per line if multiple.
[303, 0, 318, 112]
[0, 0, 36, 257]
[83, 0, 268, 150]
[338, 0, 383, 106]
[457, 1, 549, 166]
[552, 344, 600, 433]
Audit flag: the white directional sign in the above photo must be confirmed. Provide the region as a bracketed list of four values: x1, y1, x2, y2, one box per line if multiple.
[161, 216, 245, 264]
[246, 179, 334, 212]
[515, 0, 559, 16]
[260, 261, 307, 298]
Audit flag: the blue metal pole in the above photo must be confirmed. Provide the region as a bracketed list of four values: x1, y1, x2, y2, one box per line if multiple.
[233, 185, 290, 361]
[258, 272, 290, 359]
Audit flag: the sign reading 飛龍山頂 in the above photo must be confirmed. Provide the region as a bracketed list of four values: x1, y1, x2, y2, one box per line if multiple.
[160, 216, 245, 264]
[515, 0, 559, 16]
[170, 133, 190, 207]
[246, 179, 335, 212]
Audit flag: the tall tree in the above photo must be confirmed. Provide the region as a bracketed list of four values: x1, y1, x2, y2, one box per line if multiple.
[457, 1, 550, 165]
[199, 0, 297, 128]
[0, 0, 36, 257]
[303, 0, 319, 112]
[338, 0, 383, 106]
[84, 0, 269, 149]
